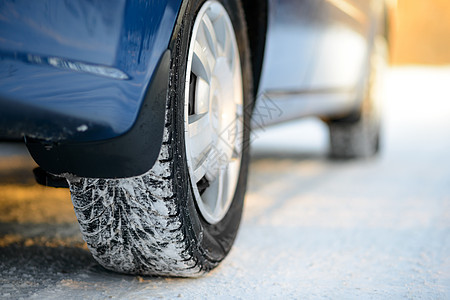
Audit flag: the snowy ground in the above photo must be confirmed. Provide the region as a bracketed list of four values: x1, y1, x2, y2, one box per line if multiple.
[0, 67, 449, 299]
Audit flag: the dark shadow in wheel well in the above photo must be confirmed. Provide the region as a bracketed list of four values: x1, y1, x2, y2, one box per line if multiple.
[242, 0, 268, 97]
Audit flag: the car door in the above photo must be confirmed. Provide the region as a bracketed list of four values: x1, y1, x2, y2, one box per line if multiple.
[255, 0, 379, 127]
[308, 0, 375, 89]
[257, 0, 321, 94]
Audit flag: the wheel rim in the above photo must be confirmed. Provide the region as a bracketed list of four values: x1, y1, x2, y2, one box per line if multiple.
[184, 1, 243, 224]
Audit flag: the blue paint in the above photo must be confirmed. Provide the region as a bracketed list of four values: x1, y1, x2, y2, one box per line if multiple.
[0, 0, 182, 141]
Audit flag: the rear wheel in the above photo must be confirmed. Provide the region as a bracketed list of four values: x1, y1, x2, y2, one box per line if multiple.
[327, 36, 387, 159]
[68, 0, 252, 276]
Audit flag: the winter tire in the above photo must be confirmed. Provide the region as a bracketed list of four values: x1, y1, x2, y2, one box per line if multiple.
[67, 0, 252, 277]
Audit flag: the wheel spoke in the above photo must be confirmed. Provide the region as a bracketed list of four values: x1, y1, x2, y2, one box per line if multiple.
[188, 112, 210, 138]
[226, 159, 239, 201]
[232, 104, 243, 156]
[213, 168, 226, 216]
[201, 13, 219, 58]
[224, 34, 234, 69]
[193, 158, 208, 183]
[192, 41, 212, 81]
[197, 24, 217, 70]
[188, 113, 212, 165]
[215, 16, 233, 66]
[195, 77, 210, 114]
[202, 167, 225, 216]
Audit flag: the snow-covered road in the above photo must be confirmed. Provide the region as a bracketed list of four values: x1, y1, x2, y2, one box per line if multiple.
[1, 67, 449, 299]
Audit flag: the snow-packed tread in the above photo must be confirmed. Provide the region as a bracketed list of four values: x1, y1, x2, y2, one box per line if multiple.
[68, 126, 203, 277]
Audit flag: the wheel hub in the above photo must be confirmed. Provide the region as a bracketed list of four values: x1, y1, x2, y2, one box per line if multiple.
[184, 1, 243, 224]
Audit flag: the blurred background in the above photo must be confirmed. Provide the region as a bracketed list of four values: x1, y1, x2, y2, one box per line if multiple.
[391, 0, 450, 65]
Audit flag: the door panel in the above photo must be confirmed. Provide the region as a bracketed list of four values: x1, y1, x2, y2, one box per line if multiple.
[308, 0, 373, 89]
[258, 0, 321, 93]
[254, 0, 380, 128]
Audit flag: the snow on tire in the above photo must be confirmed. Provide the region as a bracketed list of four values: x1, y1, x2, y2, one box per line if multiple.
[68, 143, 202, 276]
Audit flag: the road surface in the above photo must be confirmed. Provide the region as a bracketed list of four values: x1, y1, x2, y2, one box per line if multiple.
[0, 67, 449, 299]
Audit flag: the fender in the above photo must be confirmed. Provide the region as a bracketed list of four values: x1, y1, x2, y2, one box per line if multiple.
[26, 50, 171, 178]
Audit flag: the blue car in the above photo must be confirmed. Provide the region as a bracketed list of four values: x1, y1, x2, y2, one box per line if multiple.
[0, 0, 388, 276]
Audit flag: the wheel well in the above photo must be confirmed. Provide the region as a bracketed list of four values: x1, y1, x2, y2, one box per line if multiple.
[241, 0, 268, 97]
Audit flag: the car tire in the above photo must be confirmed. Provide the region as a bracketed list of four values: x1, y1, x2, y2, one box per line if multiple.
[67, 0, 252, 277]
[327, 35, 387, 159]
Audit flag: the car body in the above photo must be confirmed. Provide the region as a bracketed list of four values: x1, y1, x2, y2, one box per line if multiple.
[0, 0, 181, 177]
